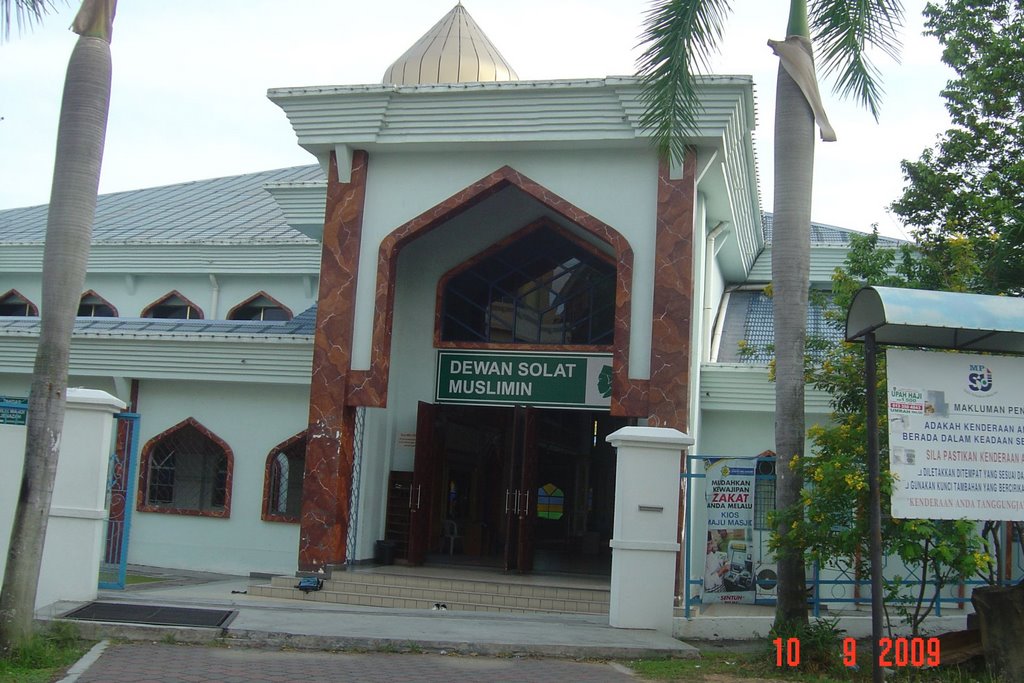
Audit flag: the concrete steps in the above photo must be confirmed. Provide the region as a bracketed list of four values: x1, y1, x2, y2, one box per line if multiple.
[249, 569, 611, 615]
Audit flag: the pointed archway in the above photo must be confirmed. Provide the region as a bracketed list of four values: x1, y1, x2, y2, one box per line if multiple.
[346, 164, 648, 417]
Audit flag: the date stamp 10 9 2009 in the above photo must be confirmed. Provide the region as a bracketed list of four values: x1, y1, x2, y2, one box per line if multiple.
[773, 637, 941, 669]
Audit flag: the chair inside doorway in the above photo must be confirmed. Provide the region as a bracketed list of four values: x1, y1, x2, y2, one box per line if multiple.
[441, 519, 462, 556]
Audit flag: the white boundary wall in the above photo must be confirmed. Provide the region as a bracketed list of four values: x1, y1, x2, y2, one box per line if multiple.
[0, 388, 125, 610]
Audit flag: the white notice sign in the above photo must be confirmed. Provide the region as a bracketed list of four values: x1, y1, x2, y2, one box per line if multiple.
[886, 349, 1024, 520]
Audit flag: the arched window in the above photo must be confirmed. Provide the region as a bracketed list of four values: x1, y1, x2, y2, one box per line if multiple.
[262, 431, 307, 522]
[0, 290, 38, 317]
[138, 418, 232, 517]
[78, 290, 117, 317]
[228, 292, 293, 322]
[142, 291, 204, 320]
[439, 223, 615, 346]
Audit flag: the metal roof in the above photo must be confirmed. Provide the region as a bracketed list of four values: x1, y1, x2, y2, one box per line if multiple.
[0, 305, 317, 341]
[717, 289, 842, 364]
[761, 213, 905, 247]
[0, 166, 324, 246]
[846, 286, 1024, 353]
[382, 3, 518, 85]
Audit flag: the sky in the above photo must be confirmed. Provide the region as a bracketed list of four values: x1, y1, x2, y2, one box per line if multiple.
[0, 1, 953, 240]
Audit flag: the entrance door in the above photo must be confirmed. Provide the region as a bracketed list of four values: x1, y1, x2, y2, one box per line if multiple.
[408, 401, 440, 565]
[503, 406, 538, 572]
[408, 403, 619, 574]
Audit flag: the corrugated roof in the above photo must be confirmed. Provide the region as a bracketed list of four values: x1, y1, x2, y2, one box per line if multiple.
[717, 289, 842, 364]
[0, 305, 317, 340]
[0, 166, 325, 246]
[762, 213, 905, 247]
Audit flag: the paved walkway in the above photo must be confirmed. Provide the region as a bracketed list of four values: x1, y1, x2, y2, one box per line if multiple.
[67, 641, 637, 683]
[43, 567, 697, 681]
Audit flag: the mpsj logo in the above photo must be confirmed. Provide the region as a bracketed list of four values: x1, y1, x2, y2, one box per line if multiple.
[966, 364, 993, 395]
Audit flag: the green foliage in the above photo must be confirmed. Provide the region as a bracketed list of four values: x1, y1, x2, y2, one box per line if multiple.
[0, 621, 86, 682]
[768, 618, 847, 675]
[773, 230, 989, 635]
[636, 0, 733, 161]
[636, 0, 905, 158]
[891, 0, 1024, 295]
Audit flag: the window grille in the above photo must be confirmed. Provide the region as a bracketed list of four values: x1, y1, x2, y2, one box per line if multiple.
[229, 293, 293, 321]
[0, 290, 38, 317]
[346, 407, 365, 564]
[142, 421, 229, 514]
[440, 225, 615, 345]
[264, 433, 306, 521]
[78, 292, 117, 317]
[143, 292, 203, 320]
[754, 457, 776, 530]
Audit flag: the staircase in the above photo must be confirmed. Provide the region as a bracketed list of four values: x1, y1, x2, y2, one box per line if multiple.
[249, 567, 610, 616]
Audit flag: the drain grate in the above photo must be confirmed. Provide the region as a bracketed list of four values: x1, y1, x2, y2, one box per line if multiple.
[63, 602, 235, 628]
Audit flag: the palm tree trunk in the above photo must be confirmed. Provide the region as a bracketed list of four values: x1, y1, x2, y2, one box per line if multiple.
[0, 26, 112, 652]
[772, 59, 813, 629]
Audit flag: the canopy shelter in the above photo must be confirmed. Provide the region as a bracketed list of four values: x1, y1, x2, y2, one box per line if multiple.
[846, 285, 1024, 352]
[844, 285, 1024, 683]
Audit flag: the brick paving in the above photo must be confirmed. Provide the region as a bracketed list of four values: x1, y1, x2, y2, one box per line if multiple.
[73, 642, 638, 683]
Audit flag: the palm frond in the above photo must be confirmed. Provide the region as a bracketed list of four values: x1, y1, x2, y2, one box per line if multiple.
[636, 0, 733, 162]
[1, 0, 57, 41]
[809, 0, 905, 120]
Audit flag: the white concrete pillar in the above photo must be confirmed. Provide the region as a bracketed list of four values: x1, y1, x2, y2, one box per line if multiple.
[0, 389, 125, 610]
[606, 426, 693, 632]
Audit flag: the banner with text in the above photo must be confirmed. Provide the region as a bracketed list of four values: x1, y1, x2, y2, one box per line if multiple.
[887, 349, 1024, 520]
[435, 351, 612, 409]
[702, 458, 756, 604]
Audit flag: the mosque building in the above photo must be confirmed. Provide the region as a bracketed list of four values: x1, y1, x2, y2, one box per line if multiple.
[0, 4, 879, 605]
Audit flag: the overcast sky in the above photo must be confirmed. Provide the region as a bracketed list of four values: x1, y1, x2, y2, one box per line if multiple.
[0, 0, 952, 239]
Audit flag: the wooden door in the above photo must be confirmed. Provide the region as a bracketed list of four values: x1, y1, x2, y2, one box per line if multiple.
[384, 471, 413, 559]
[408, 401, 439, 566]
[516, 406, 538, 573]
[503, 407, 522, 571]
[503, 406, 538, 573]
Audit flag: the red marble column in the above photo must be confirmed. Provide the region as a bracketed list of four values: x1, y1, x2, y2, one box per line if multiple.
[299, 150, 368, 571]
[648, 150, 697, 430]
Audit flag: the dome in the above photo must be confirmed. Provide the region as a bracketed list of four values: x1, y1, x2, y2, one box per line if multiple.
[382, 3, 519, 85]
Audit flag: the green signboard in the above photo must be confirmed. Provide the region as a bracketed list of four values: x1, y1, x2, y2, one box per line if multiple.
[435, 351, 613, 409]
[0, 396, 28, 426]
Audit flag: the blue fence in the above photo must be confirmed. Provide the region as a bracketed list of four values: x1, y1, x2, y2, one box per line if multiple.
[3, 401, 140, 590]
[683, 454, 1023, 619]
[99, 412, 141, 590]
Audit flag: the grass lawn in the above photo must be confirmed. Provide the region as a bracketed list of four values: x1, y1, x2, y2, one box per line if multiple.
[125, 573, 165, 586]
[96, 572, 165, 587]
[0, 623, 90, 683]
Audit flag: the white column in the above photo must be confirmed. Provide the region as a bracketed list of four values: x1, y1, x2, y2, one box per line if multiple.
[606, 426, 693, 632]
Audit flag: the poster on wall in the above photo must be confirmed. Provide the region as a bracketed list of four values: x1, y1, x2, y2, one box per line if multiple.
[702, 458, 757, 604]
[887, 349, 1024, 521]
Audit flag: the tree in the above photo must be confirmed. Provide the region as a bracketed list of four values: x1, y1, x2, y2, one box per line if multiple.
[786, 231, 987, 637]
[636, 0, 904, 629]
[892, 0, 1024, 296]
[0, 0, 116, 653]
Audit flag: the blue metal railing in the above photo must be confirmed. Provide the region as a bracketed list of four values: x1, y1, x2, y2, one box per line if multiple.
[99, 412, 141, 590]
[682, 454, 1023, 619]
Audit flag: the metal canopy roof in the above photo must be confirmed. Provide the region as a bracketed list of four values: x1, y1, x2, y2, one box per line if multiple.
[845, 286, 1024, 353]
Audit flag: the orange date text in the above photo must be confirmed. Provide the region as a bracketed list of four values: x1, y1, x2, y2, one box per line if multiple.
[773, 636, 940, 668]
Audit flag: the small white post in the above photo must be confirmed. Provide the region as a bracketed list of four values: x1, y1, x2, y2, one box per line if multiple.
[606, 426, 693, 632]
